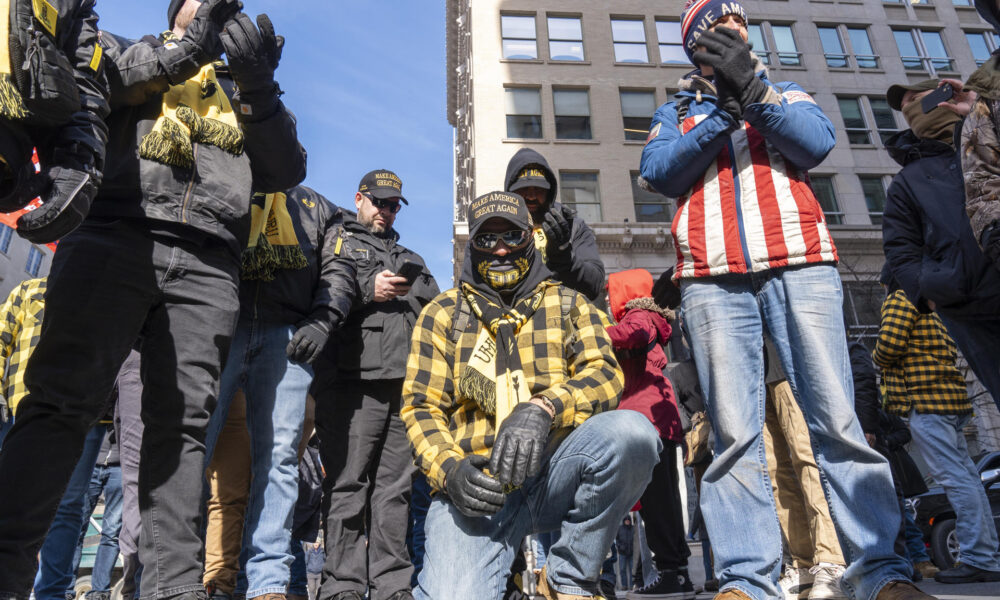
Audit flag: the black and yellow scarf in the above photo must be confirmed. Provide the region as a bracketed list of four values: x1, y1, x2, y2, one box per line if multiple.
[139, 35, 243, 168]
[240, 192, 307, 281]
[0, 0, 28, 121]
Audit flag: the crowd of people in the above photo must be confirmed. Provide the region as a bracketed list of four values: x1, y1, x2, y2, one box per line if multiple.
[2, 0, 1000, 600]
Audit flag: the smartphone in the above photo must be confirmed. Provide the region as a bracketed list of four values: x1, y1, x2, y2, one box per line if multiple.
[397, 261, 422, 285]
[921, 83, 954, 114]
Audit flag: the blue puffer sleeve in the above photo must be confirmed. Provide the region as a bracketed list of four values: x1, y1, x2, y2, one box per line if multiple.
[742, 82, 836, 171]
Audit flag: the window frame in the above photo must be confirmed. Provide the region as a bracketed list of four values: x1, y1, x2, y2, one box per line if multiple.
[619, 89, 657, 142]
[504, 86, 544, 140]
[630, 171, 673, 223]
[559, 171, 603, 222]
[610, 18, 650, 64]
[552, 87, 593, 140]
[837, 96, 899, 148]
[965, 30, 1000, 66]
[547, 15, 585, 62]
[25, 246, 43, 277]
[858, 175, 891, 225]
[808, 175, 844, 225]
[500, 13, 539, 60]
[768, 23, 803, 67]
[0, 224, 13, 254]
[893, 28, 955, 75]
[654, 19, 686, 65]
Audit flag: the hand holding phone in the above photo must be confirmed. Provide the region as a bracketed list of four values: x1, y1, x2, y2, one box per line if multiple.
[921, 83, 954, 114]
[396, 261, 423, 286]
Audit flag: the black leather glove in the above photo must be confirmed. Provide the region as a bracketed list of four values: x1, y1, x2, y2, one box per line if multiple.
[222, 13, 283, 95]
[542, 204, 574, 251]
[489, 401, 553, 488]
[286, 322, 329, 364]
[714, 78, 743, 123]
[160, 0, 242, 83]
[446, 455, 506, 517]
[692, 27, 767, 108]
[16, 165, 97, 244]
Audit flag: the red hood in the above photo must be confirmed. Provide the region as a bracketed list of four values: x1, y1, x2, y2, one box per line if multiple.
[608, 269, 653, 322]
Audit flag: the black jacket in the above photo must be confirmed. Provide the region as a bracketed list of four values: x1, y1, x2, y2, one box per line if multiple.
[850, 341, 880, 435]
[238, 186, 356, 334]
[314, 216, 439, 382]
[91, 32, 307, 255]
[883, 127, 1000, 318]
[503, 148, 605, 301]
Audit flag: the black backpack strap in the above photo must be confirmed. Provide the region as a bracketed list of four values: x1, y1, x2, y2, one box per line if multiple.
[451, 291, 473, 342]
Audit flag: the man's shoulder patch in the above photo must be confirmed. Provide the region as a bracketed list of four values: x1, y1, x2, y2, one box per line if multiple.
[782, 90, 817, 105]
[645, 122, 662, 144]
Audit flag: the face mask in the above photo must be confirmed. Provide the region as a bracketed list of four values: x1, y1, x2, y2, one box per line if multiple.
[473, 245, 532, 291]
[902, 100, 962, 145]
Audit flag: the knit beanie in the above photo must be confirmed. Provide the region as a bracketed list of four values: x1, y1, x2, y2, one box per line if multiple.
[681, 0, 749, 63]
[168, 0, 185, 28]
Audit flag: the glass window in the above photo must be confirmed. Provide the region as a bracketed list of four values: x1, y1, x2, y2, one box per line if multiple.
[0, 224, 12, 254]
[809, 176, 843, 225]
[656, 20, 687, 64]
[548, 16, 584, 61]
[553, 89, 592, 140]
[920, 31, 953, 71]
[505, 88, 542, 139]
[869, 98, 898, 144]
[501, 15, 538, 60]
[25, 246, 43, 277]
[748, 24, 770, 65]
[893, 30, 922, 70]
[953, 0, 973, 5]
[847, 28, 878, 69]
[859, 176, 887, 225]
[838, 98, 871, 145]
[620, 90, 656, 141]
[560, 172, 602, 222]
[611, 19, 649, 63]
[818, 27, 848, 68]
[770, 25, 801, 66]
[966, 31, 1000, 66]
[631, 172, 672, 222]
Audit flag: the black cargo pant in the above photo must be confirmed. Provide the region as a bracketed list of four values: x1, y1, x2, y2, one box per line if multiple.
[638, 440, 691, 573]
[314, 378, 416, 600]
[0, 218, 239, 600]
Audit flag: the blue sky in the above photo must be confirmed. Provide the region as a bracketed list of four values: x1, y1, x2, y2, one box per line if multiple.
[97, 1, 456, 285]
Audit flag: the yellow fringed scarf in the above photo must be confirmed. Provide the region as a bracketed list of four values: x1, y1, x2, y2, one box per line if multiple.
[240, 192, 307, 281]
[0, 0, 28, 121]
[139, 55, 243, 168]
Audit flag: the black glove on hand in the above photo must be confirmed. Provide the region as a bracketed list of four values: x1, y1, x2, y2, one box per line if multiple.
[489, 401, 553, 488]
[446, 455, 506, 517]
[16, 165, 96, 244]
[691, 27, 767, 108]
[286, 323, 329, 364]
[542, 204, 574, 251]
[714, 78, 743, 123]
[159, 0, 241, 83]
[222, 13, 282, 95]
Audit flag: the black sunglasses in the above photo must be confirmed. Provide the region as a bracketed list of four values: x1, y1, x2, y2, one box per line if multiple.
[472, 229, 532, 251]
[366, 194, 402, 214]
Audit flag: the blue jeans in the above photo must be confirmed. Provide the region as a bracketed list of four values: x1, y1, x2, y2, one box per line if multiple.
[0, 416, 11, 448]
[72, 463, 124, 592]
[618, 551, 632, 590]
[288, 538, 308, 596]
[680, 265, 910, 600]
[408, 473, 433, 588]
[205, 318, 312, 598]
[909, 411, 1000, 571]
[33, 425, 106, 600]
[902, 508, 930, 564]
[414, 410, 660, 600]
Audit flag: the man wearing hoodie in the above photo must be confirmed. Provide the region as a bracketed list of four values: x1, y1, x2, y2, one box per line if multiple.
[0, 1, 307, 598]
[639, 2, 922, 600]
[882, 79, 1000, 413]
[503, 148, 605, 302]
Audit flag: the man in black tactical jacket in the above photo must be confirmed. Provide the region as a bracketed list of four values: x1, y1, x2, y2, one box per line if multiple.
[201, 185, 355, 600]
[0, 1, 307, 598]
[312, 170, 439, 600]
[0, 0, 110, 243]
[503, 148, 605, 302]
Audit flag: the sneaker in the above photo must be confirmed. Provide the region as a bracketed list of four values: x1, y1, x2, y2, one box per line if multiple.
[598, 579, 618, 600]
[808, 563, 847, 600]
[385, 592, 414, 600]
[934, 562, 1000, 584]
[535, 566, 602, 600]
[625, 569, 695, 599]
[913, 561, 938, 580]
[84, 593, 110, 600]
[777, 565, 813, 600]
[873, 581, 937, 600]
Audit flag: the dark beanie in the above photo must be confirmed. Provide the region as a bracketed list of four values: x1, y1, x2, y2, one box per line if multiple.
[168, 0, 185, 28]
[681, 0, 748, 63]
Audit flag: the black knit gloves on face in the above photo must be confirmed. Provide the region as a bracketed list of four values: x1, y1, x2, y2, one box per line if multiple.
[489, 401, 553, 488]
[692, 27, 768, 109]
[542, 204, 574, 252]
[221, 13, 283, 95]
[16, 165, 96, 244]
[184, 0, 242, 64]
[446, 455, 506, 517]
[286, 322, 329, 364]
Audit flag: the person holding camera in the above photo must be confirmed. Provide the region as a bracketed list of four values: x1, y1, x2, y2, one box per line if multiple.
[312, 170, 439, 600]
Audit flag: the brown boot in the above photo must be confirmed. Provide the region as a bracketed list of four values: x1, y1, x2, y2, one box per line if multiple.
[713, 590, 754, 600]
[874, 581, 937, 600]
[913, 561, 939, 579]
[535, 566, 605, 600]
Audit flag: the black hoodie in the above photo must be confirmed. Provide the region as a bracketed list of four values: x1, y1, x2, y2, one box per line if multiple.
[503, 148, 605, 301]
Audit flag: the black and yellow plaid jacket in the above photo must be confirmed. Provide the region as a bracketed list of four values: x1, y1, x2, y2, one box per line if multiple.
[401, 284, 624, 492]
[872, 289, 970, 415]
[0, 278, 46, 415]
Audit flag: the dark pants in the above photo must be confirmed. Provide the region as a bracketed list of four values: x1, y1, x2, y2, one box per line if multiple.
[116, 350, 145, 599]
[941, 315, 1000, 413]
[0, 219, 239, 600]
[315, 378, 416, 600]
[407, 473, 433, 588]
[637, 440, 690, 573]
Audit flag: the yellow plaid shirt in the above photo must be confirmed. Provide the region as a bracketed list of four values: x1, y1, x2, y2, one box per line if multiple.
[0, 278, 46, 414]
[401, 284, 624, 492]
[872, 289, 970, 415]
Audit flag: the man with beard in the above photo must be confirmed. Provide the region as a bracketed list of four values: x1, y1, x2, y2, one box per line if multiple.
[312, 170, 439, 600]
[503, 148, 604, 302]
[402, 191, 658, 600]
[0, 1, 306, 598]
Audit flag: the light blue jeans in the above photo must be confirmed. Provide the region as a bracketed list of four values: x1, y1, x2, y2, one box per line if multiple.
[204, 319, 312, 598]
[680, 265, 910, 600]
[414, 410, 660, 600]
[909, 411, 1000, 571]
